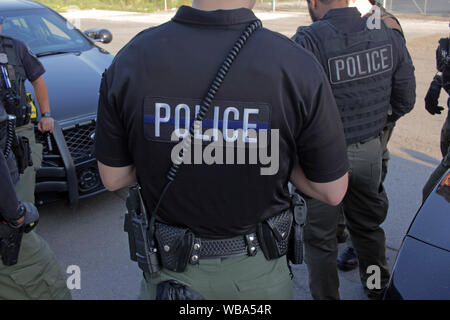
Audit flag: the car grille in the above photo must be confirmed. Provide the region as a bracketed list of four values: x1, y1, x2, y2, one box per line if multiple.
[63, 121, 96, 163]
[37, 120, 96, 165]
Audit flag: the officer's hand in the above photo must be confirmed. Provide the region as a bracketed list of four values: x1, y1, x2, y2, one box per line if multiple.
[9, 202, 39, 233]
[19, 202, 39, 233]
[425, 80, 444, 115]
[38, 116, 54, 133]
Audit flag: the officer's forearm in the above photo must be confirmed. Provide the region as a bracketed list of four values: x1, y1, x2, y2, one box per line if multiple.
[290, 164, 348, 206]
[98, 161, 137, 191]
[31, 76, 50, 114]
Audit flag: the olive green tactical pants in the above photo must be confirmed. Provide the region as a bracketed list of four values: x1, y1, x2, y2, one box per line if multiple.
[0, 231, 72, 300]
[15, 122, 43, 204]
[305, 137, 390, 300]
[337, 125, 394, 239]
[423, 113, 450, 200]
[139, 251, 293, 300]
[2, 123, 71, 300]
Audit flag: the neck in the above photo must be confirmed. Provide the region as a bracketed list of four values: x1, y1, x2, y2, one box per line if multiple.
[192, 0, 253, 11]
[322, 0, 349, 16]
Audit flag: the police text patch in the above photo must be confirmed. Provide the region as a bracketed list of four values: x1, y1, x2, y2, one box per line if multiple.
[328, 45, 393, 84]
[143, 97, 271, 144]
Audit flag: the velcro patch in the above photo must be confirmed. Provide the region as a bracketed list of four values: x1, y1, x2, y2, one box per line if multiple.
[328, 45, 393, 84]
[143, 97, 271, 144]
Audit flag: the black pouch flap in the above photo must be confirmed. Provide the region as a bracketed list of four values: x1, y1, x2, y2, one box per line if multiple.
[266, 211, 293, 242]
[257, 210, 293, 260]
[155, 222, 194, 272]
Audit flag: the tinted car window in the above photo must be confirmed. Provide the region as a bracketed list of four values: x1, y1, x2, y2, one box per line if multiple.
[1, 8, 91, 55]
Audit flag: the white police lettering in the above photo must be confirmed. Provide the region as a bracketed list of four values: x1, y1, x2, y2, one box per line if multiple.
[144, 98, 271, 144]
[155, 103, 170, 137]
[328, 45, 393, 84]
[174, 104, 190, 138]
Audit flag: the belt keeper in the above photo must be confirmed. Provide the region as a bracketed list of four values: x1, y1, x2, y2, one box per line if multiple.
[245, 234, 258, 256]
[190, 238, 202, 265]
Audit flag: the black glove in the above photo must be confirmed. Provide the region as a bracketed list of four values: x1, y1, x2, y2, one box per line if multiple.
[425, 79, 444, 115]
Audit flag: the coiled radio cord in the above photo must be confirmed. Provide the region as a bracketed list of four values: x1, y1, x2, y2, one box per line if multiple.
[3, 115, 16, 159]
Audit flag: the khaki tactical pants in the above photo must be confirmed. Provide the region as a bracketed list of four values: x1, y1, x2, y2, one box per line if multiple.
[305, 137, 390, 300]
[423, 113, 450, 200]
[15, 122, 43, 204]
[0, 231, 72, 300]
[139, 251, 293, 300]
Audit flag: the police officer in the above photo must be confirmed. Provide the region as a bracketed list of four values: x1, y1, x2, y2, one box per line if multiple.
[423, 36, 450, 200]
[337, 0, 406, 271]
[95, 0, 349, 300]
[293, 0, 416, 299]
[0, 100, 70, 300]
[0, 16, 54, 204]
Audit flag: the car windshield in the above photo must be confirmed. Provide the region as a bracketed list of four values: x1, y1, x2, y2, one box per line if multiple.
[1, 8, 91, 55]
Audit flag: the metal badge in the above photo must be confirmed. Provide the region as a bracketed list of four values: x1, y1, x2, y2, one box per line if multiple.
[0, 53, 8, 64]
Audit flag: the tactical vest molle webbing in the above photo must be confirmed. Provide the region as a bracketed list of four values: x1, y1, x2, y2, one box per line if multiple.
[299, 20, 394, 145]
[0, 36, 29, 127]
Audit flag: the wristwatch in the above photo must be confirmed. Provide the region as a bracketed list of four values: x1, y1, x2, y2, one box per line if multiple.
[42, 112, 51, 118]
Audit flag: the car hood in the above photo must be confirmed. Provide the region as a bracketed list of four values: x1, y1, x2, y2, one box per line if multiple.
[408, 169, 450, 251]
[25, 47, 114, 126]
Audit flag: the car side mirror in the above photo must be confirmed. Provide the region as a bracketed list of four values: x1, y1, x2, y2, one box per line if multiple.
[84, 28, 113, 44]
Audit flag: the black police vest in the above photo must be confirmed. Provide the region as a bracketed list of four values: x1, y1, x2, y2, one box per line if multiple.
[0, 100, 19, 185]
[299, 20, 393, 145]
[0, 36, 29, 127]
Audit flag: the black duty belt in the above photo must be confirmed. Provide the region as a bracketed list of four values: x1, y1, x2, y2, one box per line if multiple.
[189, 233, 260, 263]
[155, 221, 261, 267]
[359, 134, 380, 144]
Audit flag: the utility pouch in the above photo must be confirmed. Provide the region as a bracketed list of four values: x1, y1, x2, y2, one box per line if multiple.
[12, 135, 32, 174]
[287, 193, 307, 265]
[0, 224, 23, 266]
[257, 210, 293, 260]
[155, 222, 194, 273]
[156, 280, 205, 300]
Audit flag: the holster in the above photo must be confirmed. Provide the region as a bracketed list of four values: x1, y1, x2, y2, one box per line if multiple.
[123, 186, 161, 275]
[12, 135, 32, 174]
[154, 222, 194, 273]
[256, 210, 293, 260]
[287, 193, 307, 265]
[0, 223, 24, 266]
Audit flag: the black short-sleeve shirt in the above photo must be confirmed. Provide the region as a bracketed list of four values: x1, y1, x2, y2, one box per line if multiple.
[95, 6, 348, 238]
[1, 37, 46, 83]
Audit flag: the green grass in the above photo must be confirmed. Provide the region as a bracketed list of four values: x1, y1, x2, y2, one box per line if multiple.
[36, 0, 192, 12]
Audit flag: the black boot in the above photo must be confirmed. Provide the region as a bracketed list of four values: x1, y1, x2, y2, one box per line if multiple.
[337, 247, 358, 271]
